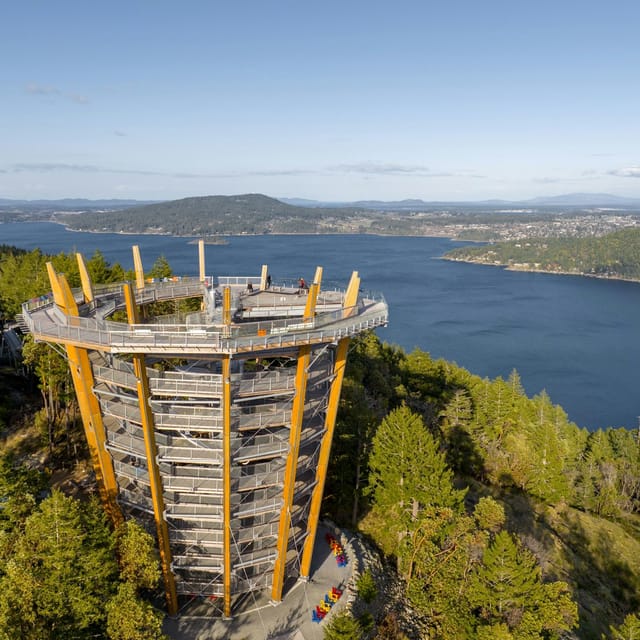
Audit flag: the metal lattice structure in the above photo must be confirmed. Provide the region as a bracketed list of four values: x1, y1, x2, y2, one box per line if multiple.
[20, 242, 388, 617]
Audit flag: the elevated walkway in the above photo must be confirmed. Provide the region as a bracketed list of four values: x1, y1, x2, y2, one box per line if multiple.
[20, 278, 387, 355]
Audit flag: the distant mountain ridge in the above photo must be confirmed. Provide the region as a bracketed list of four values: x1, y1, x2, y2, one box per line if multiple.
[3, 192, 640, 210]
[281, 192, 640, 209]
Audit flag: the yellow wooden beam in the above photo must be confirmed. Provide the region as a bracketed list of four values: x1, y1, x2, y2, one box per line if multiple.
[343, 270, 360, 318]
[124, 283, 178, 615]
[198, 239, 206, 282]
[271, 344, 311, 602]
[303, 282, 319, 321]
[260, 264, 269, 291]
[76, 253, 94, 304]
[300, 338, 349, 577]
[132, 245, 145, 290]
[313, 266, 323, 290]
[223, 286, 232, 327]
[45, 263, 122, 526]
[222, 355, 232, 618]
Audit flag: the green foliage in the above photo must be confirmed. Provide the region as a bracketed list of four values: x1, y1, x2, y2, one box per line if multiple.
[323, 610, 364, 640]
[608, 613, 640, 639]
[474, 496, 506, 532]
[327, 332, 402, 524]
[115, 520, 161, 590]
[469, 530, 577, 637]
[0, 491, 118, 639]
[106, 582, 167, 640]
[0, 247, 127, 321]
[368, 405, 466, 529]
[356, 569, 378, 604]
[0, 454, 48, 531]
[148, 255, 173, 279]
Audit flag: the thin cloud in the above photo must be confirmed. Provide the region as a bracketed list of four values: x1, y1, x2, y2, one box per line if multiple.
[25, 83, 89, 104]
[329, 162, 433, 176]
[609, 166, 640, 178]
[7, 163, 313, 180]
[328, 162, 485, 179]
[533, 177, 563, 184]
[25, 83, 60, 96]
[114, 130, 127, 137]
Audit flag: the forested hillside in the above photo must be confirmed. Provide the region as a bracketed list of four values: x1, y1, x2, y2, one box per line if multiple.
[56, 193, 372, 235]
[2, 247, 640, 638]
[445, 227, 640, 280]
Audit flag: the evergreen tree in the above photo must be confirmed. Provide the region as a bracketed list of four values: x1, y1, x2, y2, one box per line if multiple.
[323, 610, 364, 640]
[114, 520, 161, 590]
[469, 530, 577, 637]
[106, 583, 167, 640]
[0, 492, 118, 639]
[368, 405, 466, 529]
[608, 613, 640, 640]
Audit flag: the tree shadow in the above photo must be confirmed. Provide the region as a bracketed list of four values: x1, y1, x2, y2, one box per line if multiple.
[557, 509, 640, 639]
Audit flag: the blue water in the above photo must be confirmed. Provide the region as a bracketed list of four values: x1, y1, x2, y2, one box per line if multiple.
[2, 222, 638, 432]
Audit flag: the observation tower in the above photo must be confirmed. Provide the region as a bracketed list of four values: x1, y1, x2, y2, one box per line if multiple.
[20, 242, 388, 618]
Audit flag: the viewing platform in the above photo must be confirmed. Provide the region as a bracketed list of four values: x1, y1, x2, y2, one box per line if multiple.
[20, 242, 388, 621]
[21, 276, 388, 355]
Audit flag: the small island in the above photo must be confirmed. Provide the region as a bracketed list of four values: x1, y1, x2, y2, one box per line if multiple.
[188, 236, 229, 245]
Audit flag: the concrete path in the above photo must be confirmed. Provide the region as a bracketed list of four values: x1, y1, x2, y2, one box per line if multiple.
[163, 526, 352, 640]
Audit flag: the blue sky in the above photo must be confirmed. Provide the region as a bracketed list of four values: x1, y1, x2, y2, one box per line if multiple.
[3, 0, 640, 202]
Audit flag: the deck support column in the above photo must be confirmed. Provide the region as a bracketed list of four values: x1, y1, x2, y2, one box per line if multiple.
[299, 337, 350, 578]
[123, 283, 178, 615]
[300, 271, 359, 578]
[46, 264, 122, 527]
[222, 354, 233, 618]
[271, 343, 311, 602]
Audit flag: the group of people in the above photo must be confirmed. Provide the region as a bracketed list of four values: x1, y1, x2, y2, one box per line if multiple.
[244, 273, 311, 294]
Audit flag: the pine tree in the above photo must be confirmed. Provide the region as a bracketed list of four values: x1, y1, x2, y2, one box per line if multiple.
[469, 530, 577, 637]
[608, 613, 640, 640]
[0, 491, 118, 639]
[323, 610, 363, 640]
[369, 405, 465, 526]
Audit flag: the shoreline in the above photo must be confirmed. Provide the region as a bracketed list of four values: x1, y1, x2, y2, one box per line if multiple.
[442, 255, 640, 284]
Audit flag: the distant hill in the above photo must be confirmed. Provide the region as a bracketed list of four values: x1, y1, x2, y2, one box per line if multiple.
[58, 193, 371, 236]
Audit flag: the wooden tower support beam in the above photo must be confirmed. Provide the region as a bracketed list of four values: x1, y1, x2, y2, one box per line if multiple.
[301, 272, 358, 577]
[76, 253, 94, 304]
[260, 264, 269, 291]
[300, 337, 350, 578]
[198, 239, 206, 282]
[45, 263, 122, 526]
[222, 355, 233, 618]
[132, 245, 145, 290]
[271, 343, 311, 602]
[123, 283, 178, 615]
[343, 270, 360, 318]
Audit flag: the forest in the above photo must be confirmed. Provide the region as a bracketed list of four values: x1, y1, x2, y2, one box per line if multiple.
[445, 227, 640, 281]
[1, 245, 640, 639]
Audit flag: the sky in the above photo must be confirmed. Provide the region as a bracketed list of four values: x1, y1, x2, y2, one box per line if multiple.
[3, 0, 640, 203]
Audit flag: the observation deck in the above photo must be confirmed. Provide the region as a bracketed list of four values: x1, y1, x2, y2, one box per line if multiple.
[21, 276, 388, 355]
[20, 243, 388, 620]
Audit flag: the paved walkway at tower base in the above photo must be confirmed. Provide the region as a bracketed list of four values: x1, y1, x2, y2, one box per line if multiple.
[163, 526, 352, 640]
